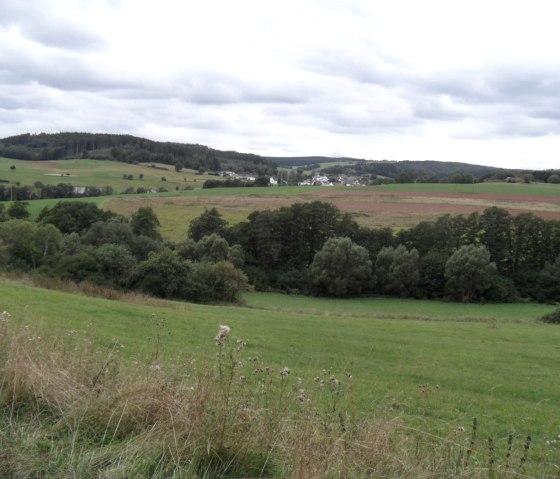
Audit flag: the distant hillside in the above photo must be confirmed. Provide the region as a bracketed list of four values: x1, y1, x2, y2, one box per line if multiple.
[3, 134, 555, 183]
[269, 156, 360, 168]
[269, 156, 517, 179]
[0, 133, 277, 176]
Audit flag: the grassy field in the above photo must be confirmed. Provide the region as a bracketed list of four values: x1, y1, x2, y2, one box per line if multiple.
[1, 278, 559, 469]
[0, 157, 217, 192]
[102, 182, 560, 240]
[3, 160, 560, 239]
[243, 292, 554, 322]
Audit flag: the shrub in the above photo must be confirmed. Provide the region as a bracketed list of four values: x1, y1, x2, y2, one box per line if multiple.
[184, 260, 250, 303]
[539, 308, 560, 324]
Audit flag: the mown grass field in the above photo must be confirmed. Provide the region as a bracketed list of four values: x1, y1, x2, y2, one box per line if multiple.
[0, 157, 216, 192]
[1, 278, 559, 468]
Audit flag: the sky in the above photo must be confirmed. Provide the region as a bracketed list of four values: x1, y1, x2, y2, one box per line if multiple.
[1, 0, 560, 169]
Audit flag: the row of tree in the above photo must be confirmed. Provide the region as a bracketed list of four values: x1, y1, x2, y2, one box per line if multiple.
[1, 200, 560, 303]
[0, 183, 114, 201]
[0, 202, 249, 303]
[194, 202, 560, 302]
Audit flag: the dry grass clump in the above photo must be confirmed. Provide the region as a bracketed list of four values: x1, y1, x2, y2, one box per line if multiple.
[0, 311, 546, 478]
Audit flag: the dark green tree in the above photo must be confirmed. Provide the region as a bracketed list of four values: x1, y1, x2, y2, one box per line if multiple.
[130, 206, 161, 240]
[0, 220, 62, 269]
[128, 249, 191, 299]
[535, 255, 560, 302]
[38, 201, 107, 234]
[444, 244, 497, 302]
[0, 204, 8, 222]
[184, 261, 249, 303]
[310, 237, 372, 297]
[7, 201, 30, 220]
[188, 208, 227, 241]
[418, 249, 448, 298]
[479, 207, 512, 273]
[254, 176, 270, 187]
[194, 234, 230, 262]
[94, 243, 135, 287]
[374, 244, 420, 297]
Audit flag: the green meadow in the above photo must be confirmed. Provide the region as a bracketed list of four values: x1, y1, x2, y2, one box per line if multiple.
[1, 278, 559, 467]
[0, 157, 217, 192]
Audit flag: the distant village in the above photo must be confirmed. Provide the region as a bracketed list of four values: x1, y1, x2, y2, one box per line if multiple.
[219, 170, 367, 187]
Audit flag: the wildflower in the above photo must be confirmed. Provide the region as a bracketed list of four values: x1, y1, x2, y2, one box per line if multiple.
[236, 339, 247, 351]
[280, 366, 290, 380]
[149, 364, 161, 372]
[0, 311, 11, 321]
[240, 375, 246, 383]
[298, 388, 306, 401]
[457, 426, 466, 432]
[214, 324, 231, 347]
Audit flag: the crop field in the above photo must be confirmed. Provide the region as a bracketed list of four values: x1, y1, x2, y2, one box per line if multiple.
[102, 182, 560, 240]
[1, 278, 559, 469]
[0, 157, 216, 192]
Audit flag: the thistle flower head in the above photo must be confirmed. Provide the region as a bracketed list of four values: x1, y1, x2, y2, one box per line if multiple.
[215, 324, 231, 347]
[280, 366, 290, 380]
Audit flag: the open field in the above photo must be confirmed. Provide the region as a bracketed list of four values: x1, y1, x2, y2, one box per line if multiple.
[103, 182, 560, 240]
[243, 292, 554, 322]
[1, 277, 559, 470]
[3, 163, 560, 239]
[0, 157, 217, 192]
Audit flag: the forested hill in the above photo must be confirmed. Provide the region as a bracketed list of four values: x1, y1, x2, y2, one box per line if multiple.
[269, 156, 518, 180]
[0, 133, 277, 175]
[1, 133, 545, 181]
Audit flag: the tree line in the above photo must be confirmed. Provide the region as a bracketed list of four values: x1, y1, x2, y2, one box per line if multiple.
[0, 183, 114, 201]
[1, 200, 560, 304]
[0, 202, 249, 303]
[217, 202, 560, 302]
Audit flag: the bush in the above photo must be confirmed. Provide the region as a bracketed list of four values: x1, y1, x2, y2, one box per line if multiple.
[539, 308, 560, 324]
[184, 261, 249, 303]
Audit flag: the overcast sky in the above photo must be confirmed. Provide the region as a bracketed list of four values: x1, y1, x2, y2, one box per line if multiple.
[1, 0, 560, 169]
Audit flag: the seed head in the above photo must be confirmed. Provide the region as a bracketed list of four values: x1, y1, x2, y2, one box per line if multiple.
[280, 366, 290, 380]
[214, 324, 231, 347]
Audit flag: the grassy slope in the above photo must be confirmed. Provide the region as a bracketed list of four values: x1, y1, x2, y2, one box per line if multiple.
[0, 157, 216, 192]
[1, 278, 559, 464]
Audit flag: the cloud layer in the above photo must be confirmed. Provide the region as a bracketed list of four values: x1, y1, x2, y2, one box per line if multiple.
[1, 0, 560, 168]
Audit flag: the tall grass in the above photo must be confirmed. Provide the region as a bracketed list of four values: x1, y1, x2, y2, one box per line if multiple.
[0, 311, 554, 478]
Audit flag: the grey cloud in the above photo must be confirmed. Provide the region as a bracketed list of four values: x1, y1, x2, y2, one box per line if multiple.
[176, 72, 313, 106]
[20, 22, 107, 51]
[303, 49, 398, 87]
[303, 45, 560, 139]
[0, 41, 142, 93]
[0, 0, 108, 51]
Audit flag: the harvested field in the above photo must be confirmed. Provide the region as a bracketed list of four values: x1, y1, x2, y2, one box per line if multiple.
[105, 186, 560, 239]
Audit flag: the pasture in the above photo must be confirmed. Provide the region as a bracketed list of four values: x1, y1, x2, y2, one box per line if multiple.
[0, 157, 216, 192]
[1, 277, 559, 469]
